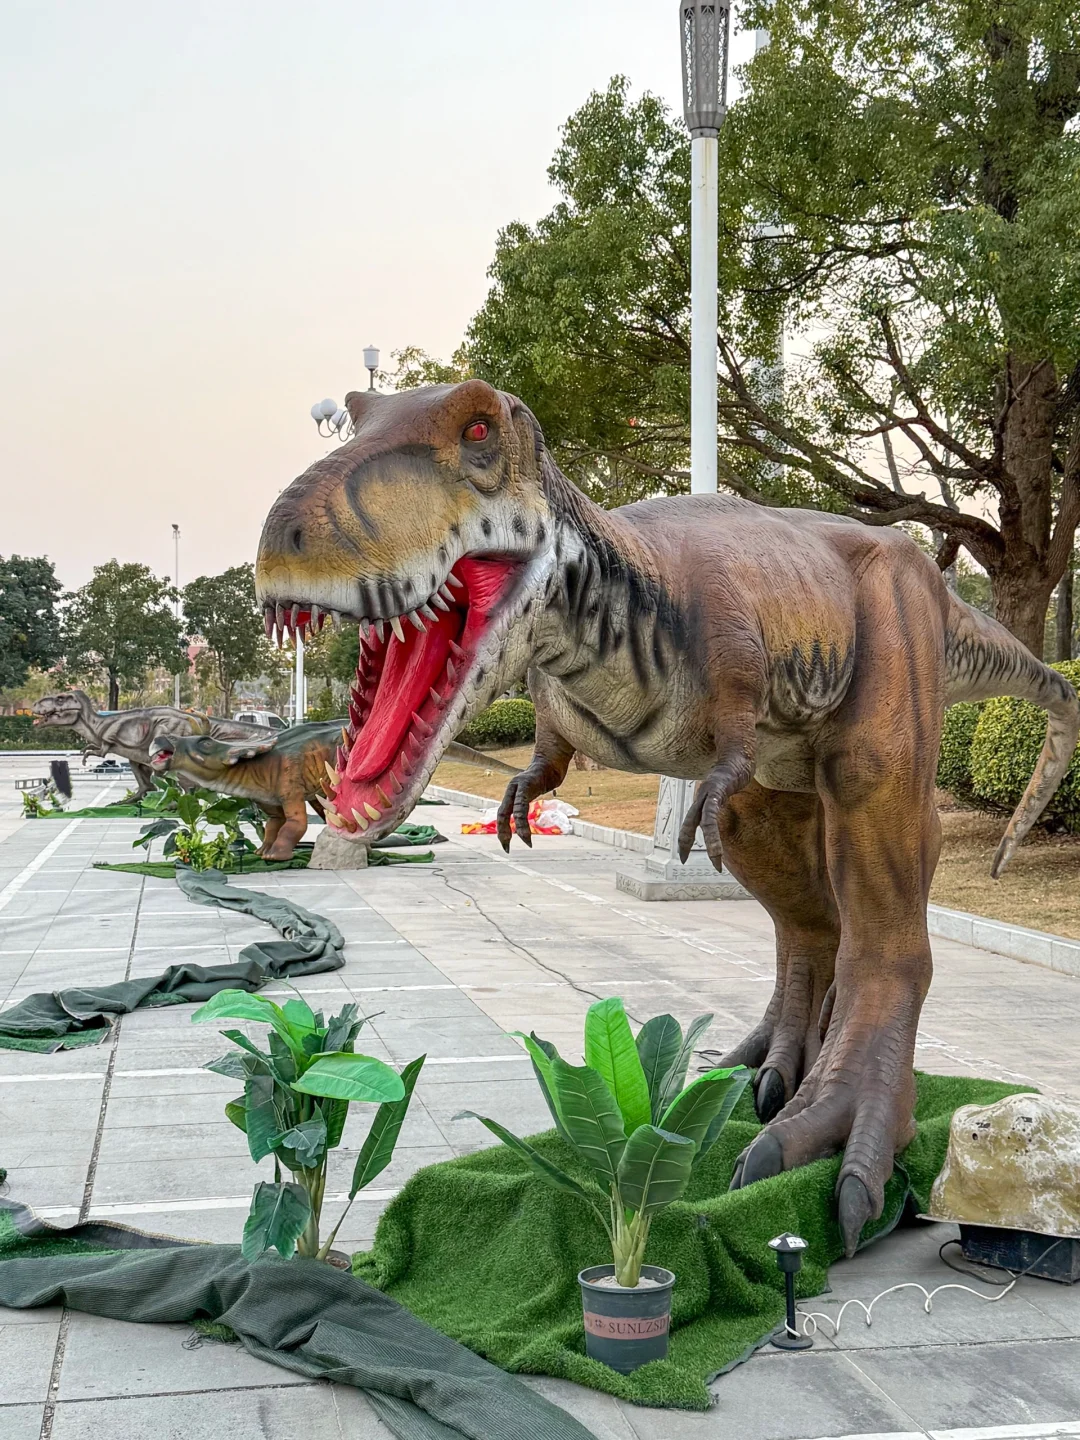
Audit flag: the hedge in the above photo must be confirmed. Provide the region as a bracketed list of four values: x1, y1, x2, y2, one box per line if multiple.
[0, 716, 82, 750]
[968, 660, 1080, 834]
[457, 698, 536, 748]
[936, 701, 985, 803]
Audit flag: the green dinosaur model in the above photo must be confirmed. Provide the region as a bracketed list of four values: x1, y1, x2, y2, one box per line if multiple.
[32, 691, 273, 799]
[253, 380, 1079, 1253]
[149, 721, 516, 860]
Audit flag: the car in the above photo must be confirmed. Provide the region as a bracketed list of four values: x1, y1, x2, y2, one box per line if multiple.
[233, 710, 288, 730]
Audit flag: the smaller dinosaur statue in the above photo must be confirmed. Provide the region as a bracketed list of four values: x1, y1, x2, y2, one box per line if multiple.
[149, 722, 517, 860]
[32, 691, 273, 799]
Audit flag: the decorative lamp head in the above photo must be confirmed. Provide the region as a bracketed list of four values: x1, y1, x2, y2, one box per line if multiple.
[679, 0, 731, 137]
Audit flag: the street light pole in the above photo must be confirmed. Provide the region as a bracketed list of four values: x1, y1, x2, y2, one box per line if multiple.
[172, 523, 181, 709]
[295, 627, 305, 724]
[618, 0, 743, 901]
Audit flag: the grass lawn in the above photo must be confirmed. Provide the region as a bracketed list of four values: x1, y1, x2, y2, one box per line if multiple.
[433, 749, 1080, 942]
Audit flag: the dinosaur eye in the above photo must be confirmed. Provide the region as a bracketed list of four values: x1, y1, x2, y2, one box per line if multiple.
[463, 420, 489, 443]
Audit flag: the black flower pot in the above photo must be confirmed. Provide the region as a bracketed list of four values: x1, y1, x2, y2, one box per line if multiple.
[578, 1264, 675, 1373]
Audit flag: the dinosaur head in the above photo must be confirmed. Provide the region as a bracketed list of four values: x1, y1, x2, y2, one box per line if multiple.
[255, 380, 556, 840]
[33, 692, 89, 728]
[149, 731, 277, 781]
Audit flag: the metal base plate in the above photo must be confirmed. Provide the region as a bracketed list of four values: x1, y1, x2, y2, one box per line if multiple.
[770, 1326, 814, 1350]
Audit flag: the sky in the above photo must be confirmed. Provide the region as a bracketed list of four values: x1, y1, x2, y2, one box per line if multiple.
[0, 0, 760, 592]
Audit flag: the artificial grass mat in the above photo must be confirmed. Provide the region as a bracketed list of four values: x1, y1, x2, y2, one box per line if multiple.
[353, 1070, 1033, 1410]
[94, 846, 437, 878]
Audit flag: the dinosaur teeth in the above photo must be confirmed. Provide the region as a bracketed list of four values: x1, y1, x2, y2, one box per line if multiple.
[359, 618, 370, 640]
[275, 605, 285, 647]
[438, 584, 455, 603]
[374, 619, 385, 642]
[336, 746, 349, 772]
[263, 609, 274, 639]
[324, 804, 344, 829]
[446, 660, 456, 683]
[389, 616, 405, 644]
[364, 802, 381, 820]
[446, 573, 464, 589]
[419, 603, 438, 622]
[324, 761, 338, 785]
[389, 770, 403, 794]
[310, 604, 320, 628]
[329, 610, 341, 628]
[400, 750, 411, 774]
[341, 727, 350, 747]
[407, 610, 426, 632]
[449, 640, 465, 660]
[411, 711, 433, 738]
[430, 592, 450, 612]
[352, 810, 370, 832]
[375, 783, 391, 807]
[348, 701, 364, 729]
[290, 603, 300, 631]
[429, 687, 445, 710]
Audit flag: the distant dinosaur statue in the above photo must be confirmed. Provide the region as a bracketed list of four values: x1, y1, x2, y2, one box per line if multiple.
[32, 691, 273, 799]
[252, 380, 1079, 1254]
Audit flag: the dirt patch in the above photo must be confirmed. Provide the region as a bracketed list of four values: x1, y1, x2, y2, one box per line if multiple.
[433, 752, 1080, 941]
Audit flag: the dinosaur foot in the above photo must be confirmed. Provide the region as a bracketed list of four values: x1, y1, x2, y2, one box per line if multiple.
[728, 1001, 919, 1257]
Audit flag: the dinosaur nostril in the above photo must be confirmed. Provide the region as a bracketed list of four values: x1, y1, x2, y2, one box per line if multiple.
[291, 527, 303, 553]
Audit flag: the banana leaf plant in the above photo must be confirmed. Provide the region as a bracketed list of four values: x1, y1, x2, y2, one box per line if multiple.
[459, 999, 747, 1286]
[135, 778, 265, 870]
[193, 989, 424, 1261]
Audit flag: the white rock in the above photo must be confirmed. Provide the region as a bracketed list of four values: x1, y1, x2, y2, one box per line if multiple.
[307, 826, 369, 870]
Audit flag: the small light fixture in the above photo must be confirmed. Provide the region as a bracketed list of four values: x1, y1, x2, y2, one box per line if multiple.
[310, 398, 351, 438]
[768, 1232, 813, 1349]
[363, 344, 380, 391]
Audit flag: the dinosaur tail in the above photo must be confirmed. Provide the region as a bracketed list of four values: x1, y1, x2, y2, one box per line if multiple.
[945, 596, 1079, 877]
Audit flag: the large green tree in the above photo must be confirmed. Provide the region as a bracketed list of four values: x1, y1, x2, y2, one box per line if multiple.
[0, 555, 62, 691]
[467, 1, 1080, 654]
[183, 563, 265, 715]
[64, 561, 186, 709]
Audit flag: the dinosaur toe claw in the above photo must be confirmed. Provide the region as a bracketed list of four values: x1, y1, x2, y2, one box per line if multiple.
[838, 1174, 873, 1258]
[754, 1068, 786, 1123]
[737, 1132, 784, 1188]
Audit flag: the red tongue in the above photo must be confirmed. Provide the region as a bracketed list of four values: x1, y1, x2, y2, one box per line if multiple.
[346, 612, 457, 781]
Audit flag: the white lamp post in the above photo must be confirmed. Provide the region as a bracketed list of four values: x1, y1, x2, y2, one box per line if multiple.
[617, 0, 744, 901]
[363, 345, 380, 391]
[172, 523, 182, 708]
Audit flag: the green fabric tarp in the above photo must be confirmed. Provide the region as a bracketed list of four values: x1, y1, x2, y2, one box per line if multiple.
[353, 1071, 1033, 1411]
[0, 869, 345, 1053]
[0, 1201, 596, 1440]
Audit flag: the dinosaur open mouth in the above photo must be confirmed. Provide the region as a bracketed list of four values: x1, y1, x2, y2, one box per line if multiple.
[263, 555, 522, 835]
[149, 745, 174, 770]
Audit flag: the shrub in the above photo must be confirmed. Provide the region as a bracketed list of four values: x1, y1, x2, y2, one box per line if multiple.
[969, 660, 1080, 834]
[457, 697, 536, 748]
[936, 702, 985, 803]
[459, 998, 748, 1287]
[0, 715, 82, 750]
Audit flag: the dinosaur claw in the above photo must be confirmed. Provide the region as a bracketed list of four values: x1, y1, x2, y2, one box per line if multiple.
[754, 1068, 786, 1123]
[738, 1132, 784, 1188]
[499, 834, 511, 854]
[838, 1174, 873, 1258]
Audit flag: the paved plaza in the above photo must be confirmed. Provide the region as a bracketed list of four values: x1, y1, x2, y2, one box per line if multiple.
[2, 758, 1080, 1439]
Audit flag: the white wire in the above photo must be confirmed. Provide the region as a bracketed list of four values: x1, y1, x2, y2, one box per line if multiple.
[796, 1274, 1018, 1338]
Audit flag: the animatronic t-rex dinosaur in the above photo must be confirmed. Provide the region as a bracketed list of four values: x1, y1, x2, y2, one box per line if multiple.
[148, 722, 519, 860]
[32, 691, 273, 800]
[254, 381, 1079, 1253]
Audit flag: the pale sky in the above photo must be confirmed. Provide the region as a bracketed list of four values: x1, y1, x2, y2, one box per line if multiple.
[0, 0, 759, 591]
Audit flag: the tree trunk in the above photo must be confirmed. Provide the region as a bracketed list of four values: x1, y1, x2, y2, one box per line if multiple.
[1056, 559, 1075, 663]
[108, 672, 120, 710]
[989, 566, 1056, 658]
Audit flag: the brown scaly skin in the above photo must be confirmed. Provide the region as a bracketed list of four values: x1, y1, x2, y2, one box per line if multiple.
[32, 691, 273, 800]
[148, 721, 517, 860]
[254, 380, 1080, 1253]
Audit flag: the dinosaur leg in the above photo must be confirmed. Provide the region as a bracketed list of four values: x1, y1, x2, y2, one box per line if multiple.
[731, 573, 943, 1257]
[259, 807, 286, 857]
[705, 782, 839, 1122]
[129, 762, 155, 799]
[496, 719, 575, 852]
[263, 798, 309, 861]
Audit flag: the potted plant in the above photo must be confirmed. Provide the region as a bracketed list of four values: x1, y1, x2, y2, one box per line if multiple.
[135, 778, 266, 871]
[193, 989, 424, 1264]
[459, 998, 747, 1373]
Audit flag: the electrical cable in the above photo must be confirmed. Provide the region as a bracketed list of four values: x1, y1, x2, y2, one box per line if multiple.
[793, 1236, 1067, 1339]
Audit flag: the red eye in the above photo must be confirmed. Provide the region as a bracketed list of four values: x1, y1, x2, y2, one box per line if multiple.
[463, 420, 489, 442]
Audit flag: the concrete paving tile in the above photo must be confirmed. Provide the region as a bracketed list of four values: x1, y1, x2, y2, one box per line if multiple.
[370, 1016, 522, 1062]
[325, 1144, 456, 1191]
[91, 1155, 277, 1204]
[96, 1121, 251, 1165]
[0, 1305, 64, 1328]
[850, 1336, 1080, 1428]
[0, 1402, 45, 1439]
[1, 1166, 88, 1209]
[0, 1319, 60, 1403]
[56, 1314, 305, 1400]
[2, 1130, 96, 1171]
[522, 1376, 639, 1439]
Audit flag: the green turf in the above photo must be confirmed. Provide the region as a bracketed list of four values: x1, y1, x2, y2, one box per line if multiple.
[353, 1071, 1032, 1410]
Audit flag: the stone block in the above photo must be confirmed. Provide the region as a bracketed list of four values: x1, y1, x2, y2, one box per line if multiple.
[307, 827, 369, 870]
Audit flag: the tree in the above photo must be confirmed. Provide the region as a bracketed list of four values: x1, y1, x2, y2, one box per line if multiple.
[467, 1, 1080, 653]
[64, 561, 186, 710]
[388, 344, 472, 391]
[182, 564, 265, 715]
[0, 555, 62, 691]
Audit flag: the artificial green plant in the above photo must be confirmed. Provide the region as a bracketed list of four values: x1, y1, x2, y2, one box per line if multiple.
[135, 776, 265, 870]
[194, 989, 424, 1260]
[460, 998, 748, 1286]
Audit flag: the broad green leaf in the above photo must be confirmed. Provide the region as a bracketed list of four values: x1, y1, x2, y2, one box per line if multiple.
[455, 1111, 599, 1203]
[696, 1067, 751, 1163]
[192, 989, 308, 1062]
[241, 1180, 310, 1261]
[224, 1097, 247, 1133]
[267, 1031, 299, 1084]
[291, 1051, 405, 1104]
[324, 1004, 362, 1055]
[511, 1031, 570, 1139]
[323, 1097, 349, 1149]
[635, 1014, 684, 1122]
[617, 1125, 695, 1215]
[657, 1012, 714, 1114]
[281, 997, 318, 1035]
[584, 998, 652, 1136]
[204, 1052, 247, 1081]
[349, 1054, 425, 1196]
[549, 1057, 626, 1188]
[273, 1113, 327, 1167]
[659, 1066, 749, 1155]
[176, 793, 202, 826]
[243, 1070, 280, 1163]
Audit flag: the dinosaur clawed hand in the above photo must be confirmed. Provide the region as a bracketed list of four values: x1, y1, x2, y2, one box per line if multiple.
[677, 754, 755, 870]
[496, 773, 537, 852]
